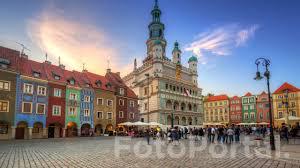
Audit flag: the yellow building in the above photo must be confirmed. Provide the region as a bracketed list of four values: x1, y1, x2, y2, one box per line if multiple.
[204, 95, 230, 125]
[272, 82, 300, 127]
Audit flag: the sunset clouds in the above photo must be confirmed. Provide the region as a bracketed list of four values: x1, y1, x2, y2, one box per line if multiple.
[27, 6, 131, 76]
[184, 24, 259, 64]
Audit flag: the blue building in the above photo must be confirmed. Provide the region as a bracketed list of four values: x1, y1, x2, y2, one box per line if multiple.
[15, 58, 48, 139]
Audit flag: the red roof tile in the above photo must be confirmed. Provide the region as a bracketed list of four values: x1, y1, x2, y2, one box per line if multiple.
[273, 82, 300, 94]
[0, 46, 20, 71]
[244, 92, 252, 96]
[206, 94, 229, 102]
[43, 62, 66, 84]
[20, 59, 48, 80]
[84, 71, 114, 92]
[230, 96, 241, 100]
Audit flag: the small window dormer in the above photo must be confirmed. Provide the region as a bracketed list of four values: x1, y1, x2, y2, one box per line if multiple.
[68, 78, 75, 85]
[52, 72, 61, 80]
[95, 80, 102, 87]
[33, 71, 41, 78]
[106, 82, 112, 89]
[85, 83, 90, 87]
[0, 58, 10, 69]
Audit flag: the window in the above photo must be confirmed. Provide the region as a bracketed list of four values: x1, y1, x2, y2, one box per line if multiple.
[244, 105, 248, 110]
[0, 101, 9, 112]
[33, 72, 40, 78]
[119, 99, 124, 106]
[119, 88, 125, 95]
[97, 111, 103, 119]
[119, 111, 124, 118]
[54, 88, 62, 97]
[69, 79, 75, 85]
[52, 105, 61, 116]
[130, 101, 135, 107]
[84, 96, 90, 102]
[22, 102, 32, 113]
[23, 83, 33, 94]
[107, 100, 113, 106]
[97, 98, 103, 105]
[69, 93, 77, 100]
[165, 84, 168, 90]
[219, 102, 223, 106]
[244, 114, 249, 119]
[107, 112, 112, 120]
[291, 111, 296, 117]
[278, 112, 283, 118]
[250, 113, 255, 119]
[291, 102, 296, 107]
[36, 103, 46, 114]
[84, 109, 90, 116]
[0, 81, 10, 91]
[249, 104, 254, 110]
[144, 87, 149, 96]
[260, 113, 263, 119]
[54, 75, 60, 80]
[37, 86, 47, 96]
[130, 112, 134, 119]
[144, 103, 148, 110]
[69, 107, 76, 116]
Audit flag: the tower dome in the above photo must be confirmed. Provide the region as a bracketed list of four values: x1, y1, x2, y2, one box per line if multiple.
[188, 55, 198, 63]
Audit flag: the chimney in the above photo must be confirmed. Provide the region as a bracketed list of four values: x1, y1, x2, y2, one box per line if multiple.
[45, 61, 51, 65]
[106, 68, 111, 73]
[21, 53, 28, 59]
[116, 72, 120, 76]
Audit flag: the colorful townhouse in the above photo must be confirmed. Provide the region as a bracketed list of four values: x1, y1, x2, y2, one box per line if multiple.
[64, 70, 81, 137]
[229, 96, 242, 124]
[84, 71, 116, 135]
[0, 46, 19, 139]
[272, 82, 300, 127]
[106, 69, 139, 131]
[203, 95, 230, 125]
[256, 91, 271, 124]
[43, 61, 67, 138]
[241, 92, 257, 123]
[15, 58, 48, 139]
[73, 70, 94, 136]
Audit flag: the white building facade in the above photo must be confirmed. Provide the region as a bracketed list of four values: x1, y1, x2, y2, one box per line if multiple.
[122, 0, 203, 126]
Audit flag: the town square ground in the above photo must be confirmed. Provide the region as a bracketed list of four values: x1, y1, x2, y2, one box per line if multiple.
[0, 136, 299, 168]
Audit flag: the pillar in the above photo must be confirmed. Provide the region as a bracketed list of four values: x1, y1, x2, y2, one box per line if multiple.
[77, 127, 81, 137]
[62, 128, 66, 138]
[28, 127, 33, 140]
[11, 126, 16, 139]
[43, 128, 48, 138]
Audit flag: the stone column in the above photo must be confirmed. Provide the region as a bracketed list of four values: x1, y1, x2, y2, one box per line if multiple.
[43, 128, 48, 138]
[62, 128, 66, 138]
[11, 126, 16, 139]
[28, 127, 33, 140]
[77, 127, 81, 137]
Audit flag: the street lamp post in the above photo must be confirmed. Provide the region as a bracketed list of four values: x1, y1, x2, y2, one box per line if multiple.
[254, 58, 275, 150]
[145, 73, 150, 129]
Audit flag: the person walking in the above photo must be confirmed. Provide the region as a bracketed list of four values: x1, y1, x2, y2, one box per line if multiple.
[227, 127, 234, 144]
[211, 126, 216, 143]
[234, 125, 240, 142]
[145, 130, 150, 145]
[207, 126, 212, 142]
[199, 127, 204, 141]
[281, 123, 289, 143]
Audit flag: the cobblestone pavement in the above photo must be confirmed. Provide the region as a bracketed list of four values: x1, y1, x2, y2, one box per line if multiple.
[0, 136, 299, 168]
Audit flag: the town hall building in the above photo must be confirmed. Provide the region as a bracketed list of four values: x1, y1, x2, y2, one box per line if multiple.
[123, 0, 204, 126]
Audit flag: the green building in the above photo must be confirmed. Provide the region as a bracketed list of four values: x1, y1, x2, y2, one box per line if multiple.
[242, 92, 257, 123]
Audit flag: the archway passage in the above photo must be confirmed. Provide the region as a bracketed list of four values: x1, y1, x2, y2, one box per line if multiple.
[105, 124, 114, 136]
[182, 117, 187, 126]
[81, 123, 91, 137]
[48, 123, 63, 138]
[188, 117, 193, 125]
[95, 124, 103, 136]
[32, 122, 43, 139]
[16, 121, 28, 139]
[66, 122, 78, 137]
[175, 116, 180, 125]
[167, 115, 172, 125]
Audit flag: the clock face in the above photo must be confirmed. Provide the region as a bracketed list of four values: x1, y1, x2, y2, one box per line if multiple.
[153, 45, 162, 58]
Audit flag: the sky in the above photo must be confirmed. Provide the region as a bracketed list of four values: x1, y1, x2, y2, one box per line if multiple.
[0, 0, 300, 96]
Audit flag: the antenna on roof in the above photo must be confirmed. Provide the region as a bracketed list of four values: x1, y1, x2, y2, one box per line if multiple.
[106, 59, 111, 73]
[15, 42, 30, 57]
[83, 63, 86, 71]
[58, 56, 61, 65]
[45, 53, 48, 61]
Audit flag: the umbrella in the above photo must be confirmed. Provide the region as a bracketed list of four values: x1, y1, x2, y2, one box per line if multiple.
[132, 121, 149, 126]
[249, 122, 257, 125]
[258, 122, 269, 125]
[288, 116, 300, 121]
[118, 122, 134, 126]
[148, 122, 162, 126]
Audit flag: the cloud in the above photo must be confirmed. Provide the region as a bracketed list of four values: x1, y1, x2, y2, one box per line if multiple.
[184, 24, 259, 63]
[27, 6, 133, 76]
